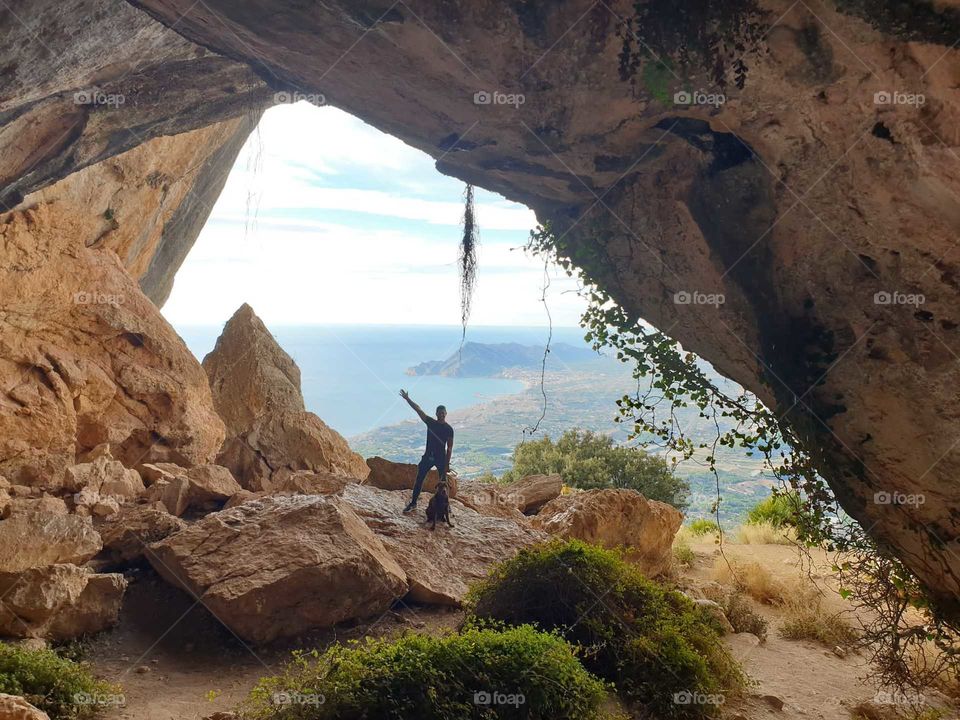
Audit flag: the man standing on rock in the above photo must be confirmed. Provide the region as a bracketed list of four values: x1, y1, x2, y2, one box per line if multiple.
[399, 389, 454, 514]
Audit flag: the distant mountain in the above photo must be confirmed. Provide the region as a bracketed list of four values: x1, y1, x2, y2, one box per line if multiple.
[406, 341, 596, 378]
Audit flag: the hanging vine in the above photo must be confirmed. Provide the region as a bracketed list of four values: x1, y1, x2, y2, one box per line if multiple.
[458, 184, 480, 348]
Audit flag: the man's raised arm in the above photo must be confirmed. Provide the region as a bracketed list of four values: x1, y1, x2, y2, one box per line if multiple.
[399, 389, 431, 423]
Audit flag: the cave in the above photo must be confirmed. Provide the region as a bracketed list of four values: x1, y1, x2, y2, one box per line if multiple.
[2, 0, 960, 658]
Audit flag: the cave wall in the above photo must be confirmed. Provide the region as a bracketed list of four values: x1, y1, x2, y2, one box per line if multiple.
[1, 0, 958, 617]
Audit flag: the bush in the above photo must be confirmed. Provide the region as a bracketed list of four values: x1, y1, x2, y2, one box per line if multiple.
[746, 491, 803, 528]
[499, 429, 690, 509]
[465, 540, 745, 718]
[0, 642, 119, 719]
[780, 605, 858, 647]
[712, 559, 787, 605]
[688, 519, 720, 536]
[673, 537, 696, 567]
[721, 593, 769, 641]
[242, 625, 610, 720]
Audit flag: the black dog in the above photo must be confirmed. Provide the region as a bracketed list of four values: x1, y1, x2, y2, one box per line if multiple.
[425, 480, 453, 530]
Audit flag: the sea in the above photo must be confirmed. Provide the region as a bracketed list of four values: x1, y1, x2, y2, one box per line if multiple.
[176, 324, 591, 438]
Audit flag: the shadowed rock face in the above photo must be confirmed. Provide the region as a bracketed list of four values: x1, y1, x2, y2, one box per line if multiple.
[0, 0, 958, 618]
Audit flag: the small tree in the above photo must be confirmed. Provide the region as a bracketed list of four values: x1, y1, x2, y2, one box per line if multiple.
[502, 429, 689, 510]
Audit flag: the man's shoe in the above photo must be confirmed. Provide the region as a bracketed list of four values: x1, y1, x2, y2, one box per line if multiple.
[402, 503, 416, 514]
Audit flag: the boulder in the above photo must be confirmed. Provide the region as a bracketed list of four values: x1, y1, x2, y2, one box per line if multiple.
[137, 462, 188, 486]
[502, 474, 562, 514]
[97, 503, 187, 566]
[63, 456, 145, 500]
[0, 564, 126, 640]
[148, 495, 408, 643]
[141, 464, 240, 515]
[201, 303, 305, 433]
[0, 513, 102, 572]
[454, 478, 529, 523]
[223, 489, 261, 510]
[202, 305, 369, 488]
[2, 495, 69, 518]
[272, 470, 351, 496]
[183, 464, 241, 505]
[340, 484, 545, 605]
[532, 489, 683, 577]
[0, 694, 50, 720]
[364, 456, 457, 497]
[142, 477, 190, 516]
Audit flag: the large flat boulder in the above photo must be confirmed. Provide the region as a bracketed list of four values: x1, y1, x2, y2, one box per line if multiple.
[63, 456, 145, 499]
[502, 474, 562, 514]
[532, 489, 683, 577]
[0, 513, 101, 573]
[364, 456, 457, 497]
[141, 463, 241, 515]
[0, 564, 126, 640]
[454, 478, 529, 523]
[148, 495, 408, 643]
[202, 305, 368, 489]
[340, 484, 544, 605]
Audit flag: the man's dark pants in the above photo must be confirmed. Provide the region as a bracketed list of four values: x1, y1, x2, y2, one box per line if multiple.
[410, 453, 447, 507]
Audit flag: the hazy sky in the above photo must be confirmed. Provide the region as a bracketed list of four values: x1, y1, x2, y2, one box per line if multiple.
[161, 101, 587, 328]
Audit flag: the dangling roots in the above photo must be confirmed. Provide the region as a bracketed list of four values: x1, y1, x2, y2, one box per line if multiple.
[459, 184, 479, 342]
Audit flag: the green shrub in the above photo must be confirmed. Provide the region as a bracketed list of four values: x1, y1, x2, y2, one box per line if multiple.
[0, 642, 119, 719]
[746, 491, 803, 528]
[465, 540, 746, 718]
[242, 625, 610, 720]
[500, 429, 690, 509]
[688, 519, 720, 536]
[780, 605, 859, 647]
[673, 538, 696, 567]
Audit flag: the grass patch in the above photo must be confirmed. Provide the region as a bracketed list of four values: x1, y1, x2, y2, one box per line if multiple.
[780, 604, 858, 647]
[721, 593, 769, 641]
[242, 625, 611, 720]
[673, 537, 696, 568]
[712, 559, 788, 605]
[0, 642, 119, 719]
[734, 521, 796, 545]
[465, 540, 746, 718]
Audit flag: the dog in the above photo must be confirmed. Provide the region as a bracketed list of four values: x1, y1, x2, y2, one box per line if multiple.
[425, 480, 453, 530]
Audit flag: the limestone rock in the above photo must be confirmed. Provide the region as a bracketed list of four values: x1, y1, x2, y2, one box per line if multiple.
[183, 464, 241, 505]
[136, 462, 187, 486]
[142, 477, 190, 517]
[201, 303, 305, 433]
[202, 306, 368, 489]
[141, 464, 240, 515]
[454, 478, 529, 523]
[340, 484, 545, 605]
[148, 495, 408, 643]
[0, 564, 126, 640]
[97, 503, 187, 566]
[223, 490, 261, 510]
[64, 456, 145, 500]
[2, 496, 69, 519]
[0, 513, 102, 573]
[0, 203, 225, 486]
[533, 489, 682, 577]
[272, 470, 352, 496]
[364, 456, 457, 497]
[502, 474, 562, 514]
[0, 694, 50, 720]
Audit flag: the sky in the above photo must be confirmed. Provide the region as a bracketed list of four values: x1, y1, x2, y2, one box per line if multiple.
[161, 101, 587, 328]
